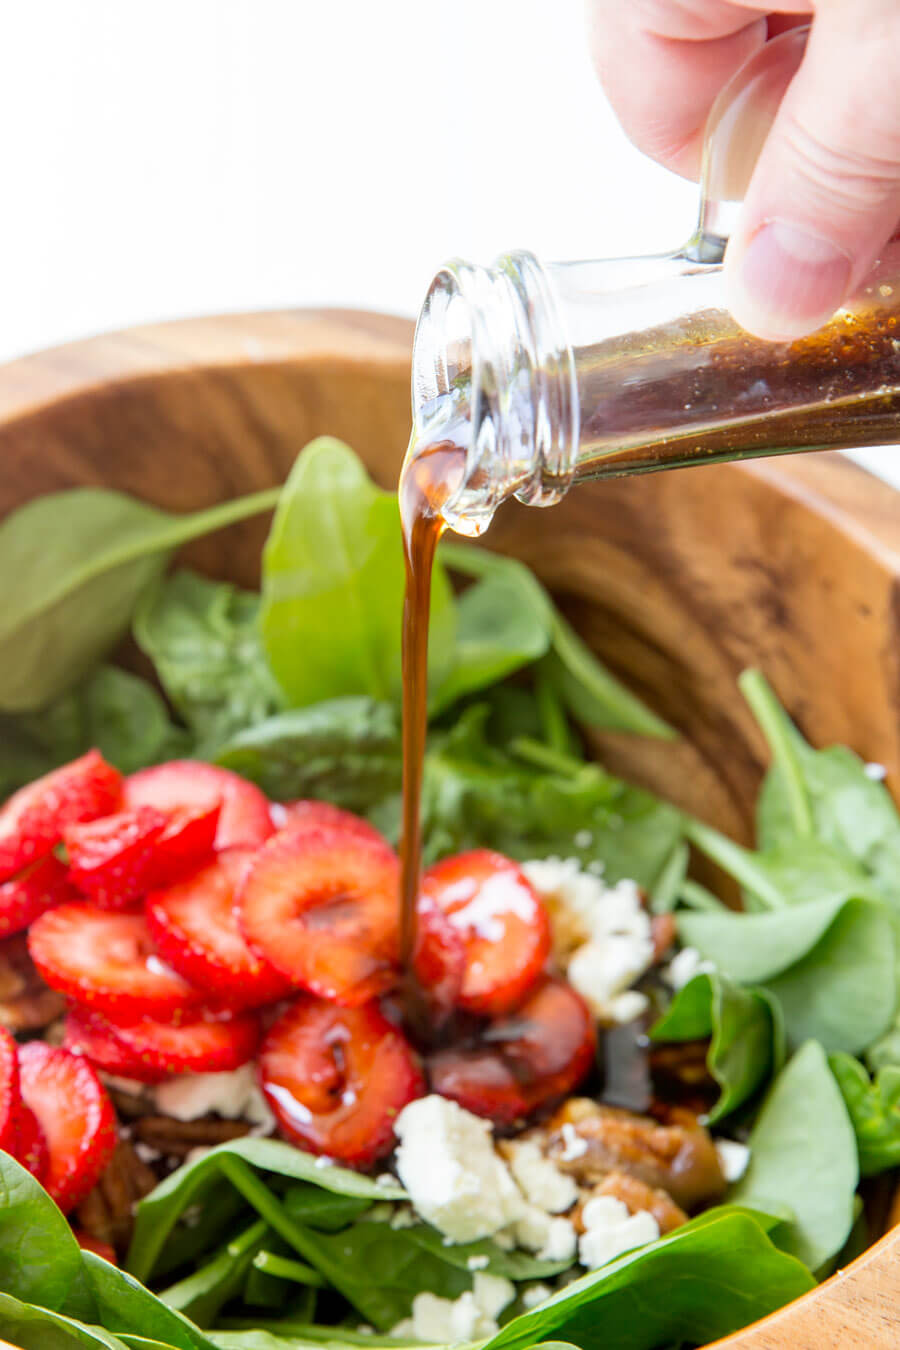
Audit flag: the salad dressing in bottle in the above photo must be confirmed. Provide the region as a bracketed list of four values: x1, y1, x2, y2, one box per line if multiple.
[398, 27, 900, 972]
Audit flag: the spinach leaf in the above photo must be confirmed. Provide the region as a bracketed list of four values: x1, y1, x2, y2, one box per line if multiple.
[0, 1151, 95, 1320]
[214, 699, 401, 811]
[479, 1209, 813, 1350]
[439, 542, 673, 739]
[731, 1041, 858, 1269]
[128, 1138, 403, 1284]
[0, 1292, 129, 1350]
[158, 1220, 269, 1328]
[0, 665, 186, 799]
[82, 1251, 217, 1350]
[282, 1183, 373, 1231]
[650, 972, 784, 1122]
[134, 571, 284, 752]
[866, 1013, 900, 1074]
[829, 1052, 900, 1176]
[260, 439, 455, 707]
[208, 1334, 421, 1350]
[678, 894, 896, 1053]
[0, 484, 280, 713]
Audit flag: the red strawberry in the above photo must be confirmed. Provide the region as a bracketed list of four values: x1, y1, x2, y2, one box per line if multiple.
[239, 828, 401, 1006]
[149, 803, 221, 886]
[273, 800, 385, 845]
[14, 1104, 48, 1183]
[0, 751, 122, 883]
[124, 762, 272, 850]
[0, 855, 79, 938]
[146, 851, 290, 1008]
[418, 850, 552, 1016]
[0, 1027, 20, 1154]
[18, 1042, 116, 1213]
[428, 977, 596, 1126]
[412, 893, 466, 1022]
[259, 996, 424, 1166]
[28, 904, 202, 1020]
[64, 807, 168, 909]
[65, 1004, 260, 1082]
[73, 1229, 117, 1264]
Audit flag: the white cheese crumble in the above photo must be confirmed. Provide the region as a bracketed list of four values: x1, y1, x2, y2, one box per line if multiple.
[504, 1141, 578, 1214]
[577, 1195, 660, 1270]
[391, 1273, 515, 1343]
[466, 1254, 490, 1271]
[523, 859, 653, 1022]
[444, 872, 537, 942]
[521, 1283, 552, 1310]
[389, 1205, 417, 1230]
[864, 762, 887, 781]
[559, 1122, 588, 1161]
[663, 946, 716, 991]
[715, 1138, 751, 1182]
[513, 1206, 578, 1262]
[152, 1064, 275, 1131]
[394, 1096, 525, 1242]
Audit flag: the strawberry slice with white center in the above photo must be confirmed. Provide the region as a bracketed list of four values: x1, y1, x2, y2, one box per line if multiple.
[65, 1004, 261, 1082]
[0, 854, 79, 939]
[428, 976, 596, 1126]
[64, 807, 169, 909]
[124, 762, 272, 850]
[273, 800, 385, 845]
[146, 850, 290, 1008]
[18, 1042, 116, 1213]
[0, 1027, 20, 1154]
[14, 1103, 48, 1183]
[28, 903, 202, 1019]
[259, 996, 424, 1166]
[419, 850, 552, 1016]
[239, 827, 401, 1006]
[0, 751, 123, 883]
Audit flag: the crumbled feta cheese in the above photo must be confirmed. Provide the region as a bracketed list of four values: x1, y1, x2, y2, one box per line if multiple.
[445, 872, 538, 942]
[578, 1196, 660, 1270]
[466, 1254, 490, 1271]
[607, 989, 650, 1024]
[505, 1140, 578, 1213]
[567, 933, 654, 1018]
[472, 1272, 515, 1319]
[152, 1064, 276, 1130]
[716, 1138, 751, 1182]
[514, 1206, 578, 1262]
[664, 946, 716, 991]
[521, 1283, 552, 1310]
[390, 1205, 417, 1229]
[396, 1277, 514, 1345]
[134, 1142, 162, 1164]
[356, 1326, 374, 1336]
[367, 1203, 395, 1223]
[394, 1096, 524, 1242]
[864, 762, 887, 781]
[559, 1123, 588, 1161]
[375, 1172, 396, 1189]
[574, 830, 594, 850]
[314, 1154, 335, 1169]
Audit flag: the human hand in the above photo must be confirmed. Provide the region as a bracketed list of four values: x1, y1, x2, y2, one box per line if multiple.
[587, 3, 900, 340]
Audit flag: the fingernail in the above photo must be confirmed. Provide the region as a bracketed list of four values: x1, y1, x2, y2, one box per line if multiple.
[729, 220, 852, 340]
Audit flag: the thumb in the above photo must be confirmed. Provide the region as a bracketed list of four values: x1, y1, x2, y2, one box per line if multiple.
[725, 4, 900, 341]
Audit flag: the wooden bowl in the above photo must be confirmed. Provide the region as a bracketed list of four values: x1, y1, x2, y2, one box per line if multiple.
[1, 308, 898, 1348]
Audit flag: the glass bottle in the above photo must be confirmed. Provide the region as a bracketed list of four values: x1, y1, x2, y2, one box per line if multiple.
[408, 27, 900, 537]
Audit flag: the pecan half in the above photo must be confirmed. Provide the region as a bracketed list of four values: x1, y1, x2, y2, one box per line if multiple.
[572, 1170, 688, 1235]
[133, 1115, 253, 1158]
[0, 935, 65, 1032]
[75, 1139, 158, 1252]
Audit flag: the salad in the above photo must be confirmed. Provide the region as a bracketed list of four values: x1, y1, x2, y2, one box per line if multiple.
[0, 437, 898, 1350]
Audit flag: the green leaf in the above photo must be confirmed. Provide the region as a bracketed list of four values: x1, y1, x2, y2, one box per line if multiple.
[731, 1041, 858, 1269]
[282, 1182, 374, 1232]
[0, 1150, 96, 1320]
[214, 698, 401, 811]
[439, 542, 673, 739]
[82, 1251, 217, 1350]
[134, 570, 284, 752]
[260, 439, 454, 706]
[208, 1333, 425, 1350]
[829, 1051, 900, 1176]
[678, 894, 896, 1053]
[647, 840, 689, 914]
[650, 972, 784, 1122]
[478, 1209, 813, 1350]
[0, 484, 280, 713]
[127, 1138, 403, 1284]
[0, 1292, 129, 1350]
[158, 1219, 270, 1328]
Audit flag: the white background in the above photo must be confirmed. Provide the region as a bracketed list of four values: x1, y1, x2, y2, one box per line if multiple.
[1, 0, 897, 484]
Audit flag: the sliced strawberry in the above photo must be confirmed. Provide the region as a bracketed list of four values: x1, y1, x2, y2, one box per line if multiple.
[14, 1104, 49, 1183]
[0, 854, 78, 938]
[28, 904, 202, 1020]
[239, 828, 401, 1006]
[73, 1230, 117, 1264]
[428, 977, 596, 1126]
[146, 850, 290, 1008]
[412, 893, 466, 1022]
[18, 1042, 116, 1213]
[0, 1027, 20, 1154]
[419, 850, 552, 1016]
[125, 762, 272, 850]
[259, 997, 424, 1166]
[274, 800, 385, 845]
[0, 751, 123, 883]
[149, 803, 221, 886]
[65, 1004, 260, 1082]
[64, 807, 168, 909]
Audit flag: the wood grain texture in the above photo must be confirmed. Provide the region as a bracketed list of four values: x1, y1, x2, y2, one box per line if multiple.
[1, 307, 899, 1348]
